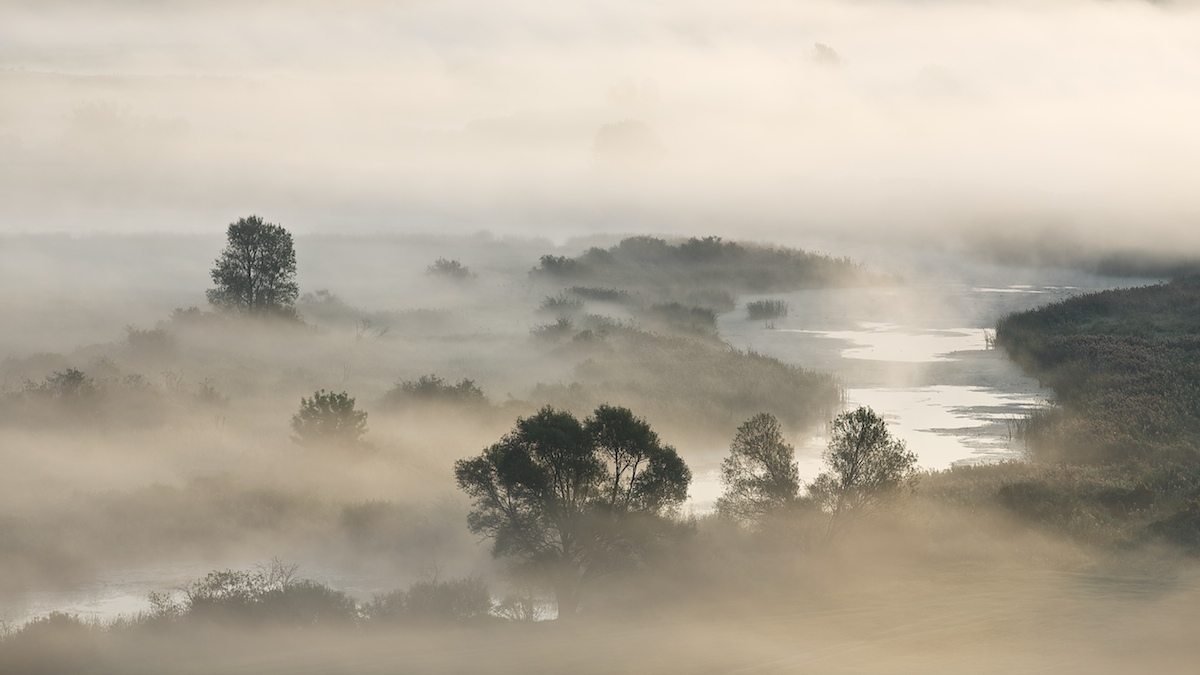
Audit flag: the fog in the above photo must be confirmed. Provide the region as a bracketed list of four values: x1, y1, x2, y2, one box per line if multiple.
[4, 1, 1200, 673]
[3, 0, 1199, 254]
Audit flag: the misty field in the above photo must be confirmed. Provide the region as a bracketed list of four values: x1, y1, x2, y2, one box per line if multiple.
[1, 229, 1198, 674]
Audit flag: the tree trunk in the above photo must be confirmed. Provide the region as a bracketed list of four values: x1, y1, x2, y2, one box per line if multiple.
[553, 582, 579, 620]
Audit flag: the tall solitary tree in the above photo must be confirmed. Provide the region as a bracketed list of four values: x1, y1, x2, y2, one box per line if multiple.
[809, 406, 917, 539]
[207, 215, 299, 316]
[716, 413, 800, 526]
[454, 405, 690, 618]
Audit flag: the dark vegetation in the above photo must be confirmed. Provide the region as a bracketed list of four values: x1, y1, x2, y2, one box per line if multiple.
[455, 405, 690, 616]
[985, 275, 1200, 554]
[996, 276, 1200, 465]
[291, 390, 370, 449]
[531, 235, 875, 295]
[207, 215, 299, 319]
[528, 236, 881, 340]
[381, 375, 487, 408]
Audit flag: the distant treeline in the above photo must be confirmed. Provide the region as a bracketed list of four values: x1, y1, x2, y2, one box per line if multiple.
[532, 236, 879, 305]
[996, 275, 1200, 465]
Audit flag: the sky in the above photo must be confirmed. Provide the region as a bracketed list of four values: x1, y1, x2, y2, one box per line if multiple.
[2, 0, 1199, 251]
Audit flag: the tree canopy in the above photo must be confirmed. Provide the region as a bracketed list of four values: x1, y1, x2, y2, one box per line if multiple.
[454, 405, 690, 617]
[716, 412, 800, 526]
[207, 215, 299, 316]
[810, 406, 917, 536]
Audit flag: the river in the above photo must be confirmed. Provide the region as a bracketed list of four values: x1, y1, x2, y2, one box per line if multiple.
[686, 258, 1161, 511]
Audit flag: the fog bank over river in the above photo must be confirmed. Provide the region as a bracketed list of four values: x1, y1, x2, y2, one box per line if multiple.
[700, 253, 1162, 509]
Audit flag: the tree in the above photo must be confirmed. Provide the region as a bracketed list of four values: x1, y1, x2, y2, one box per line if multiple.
[587, 403, 689, 513]
[291, 390, 368, 448]
[716, 413, 800, 525]
[207, 215, 299, 316]
[809, 406, 917, 539]
[454, 405, 690, 618]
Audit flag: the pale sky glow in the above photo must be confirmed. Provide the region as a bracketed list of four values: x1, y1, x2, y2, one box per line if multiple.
[0, 0, 1197, 246]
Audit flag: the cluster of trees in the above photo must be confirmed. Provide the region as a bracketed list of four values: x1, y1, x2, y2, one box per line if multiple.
[456, 404, 916, 617]
[530, 235, 876, 295]
[718, 408, 917, 540]
[454, 405, 690, 616]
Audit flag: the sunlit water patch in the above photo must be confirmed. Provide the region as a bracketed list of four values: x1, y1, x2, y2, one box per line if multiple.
[780, 323, 987, 362]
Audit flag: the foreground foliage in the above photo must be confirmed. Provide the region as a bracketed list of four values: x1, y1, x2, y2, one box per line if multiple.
[454, 405, 690, 617]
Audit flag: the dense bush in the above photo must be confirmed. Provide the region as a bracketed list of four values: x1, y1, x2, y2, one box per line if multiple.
[291, 390, 369, 448]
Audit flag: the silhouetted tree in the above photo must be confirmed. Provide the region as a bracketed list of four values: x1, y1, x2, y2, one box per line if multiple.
[809, 406, 917, 539]
[207, 215, 298, 316]
[716, 413, 800, 525]
[291, 390, 368, 448]
[587, 404, 689, 512]
[454, 405, 689, 618]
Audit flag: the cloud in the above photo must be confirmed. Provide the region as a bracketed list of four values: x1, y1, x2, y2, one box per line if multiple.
[0, 0, 1197, 251]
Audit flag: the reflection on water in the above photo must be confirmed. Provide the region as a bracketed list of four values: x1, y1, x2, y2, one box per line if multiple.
[780, 323, 987, 362]
[695, 266, 1159, 514]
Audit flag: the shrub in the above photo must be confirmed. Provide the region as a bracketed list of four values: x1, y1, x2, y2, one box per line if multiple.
[382, 375, 486, 408]
[291, 390, 369, 448]
[364, 576, 493, 624]
[427, 257, 475, 281]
